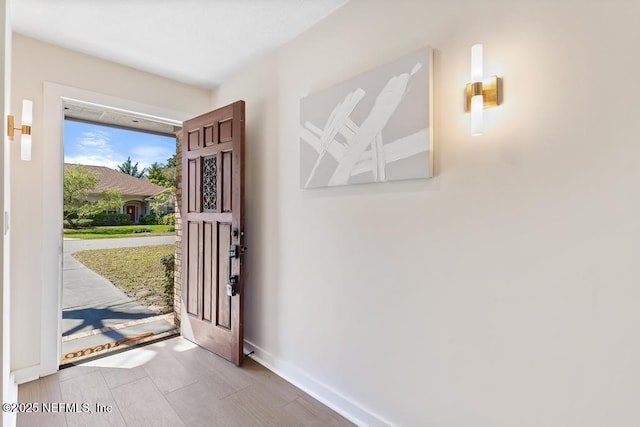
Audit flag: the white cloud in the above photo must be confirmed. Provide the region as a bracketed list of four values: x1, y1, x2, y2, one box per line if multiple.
[131, 145, 175, 163]
[77, 131, 111, 150]
[73, 131, 123, 162]
[64, 155, 121, 169]
[68, 130, 123, 168]
[130, 145, 171, 158]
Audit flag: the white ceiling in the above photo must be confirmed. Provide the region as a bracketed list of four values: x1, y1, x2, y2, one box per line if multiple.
[10, 0, 347, 90]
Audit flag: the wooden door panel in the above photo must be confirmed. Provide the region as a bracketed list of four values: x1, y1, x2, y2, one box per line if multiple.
[182, 101, 245, 365]
[187, 128, 201, 151]
[187, 159, 200, 213]
[222, 151, 233, 213]
[204, 123, 216, 147]
[203, 221, 215, 323]
[197, 219, 233, 328]
[219, 118, 233, 143]
[186, 221, 201, 317]
[217, 222, 232, 329]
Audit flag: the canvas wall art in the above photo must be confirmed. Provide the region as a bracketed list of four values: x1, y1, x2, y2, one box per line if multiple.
[300, 46, 433, 189]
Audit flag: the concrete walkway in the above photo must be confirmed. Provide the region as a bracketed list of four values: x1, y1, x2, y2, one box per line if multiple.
[62, 235, 177, 361]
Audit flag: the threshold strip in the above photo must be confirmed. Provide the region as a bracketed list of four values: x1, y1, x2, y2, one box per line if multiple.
[60, 330, 179, 367]
[61, 332, 154, 363]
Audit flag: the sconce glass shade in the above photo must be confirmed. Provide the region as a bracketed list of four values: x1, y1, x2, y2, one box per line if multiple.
[21, 99, 33, 161]
[21, 134, 31, 161]
[471, 44, 483, 82]
[22, 100, 33, 126]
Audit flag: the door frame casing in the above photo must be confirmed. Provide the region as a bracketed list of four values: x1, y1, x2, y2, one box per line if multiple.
[34, 82, 189, 379]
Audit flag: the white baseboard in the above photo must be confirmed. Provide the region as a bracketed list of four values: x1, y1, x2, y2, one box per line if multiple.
[13, 365, 40, 385]
[243, 340, 392, 427]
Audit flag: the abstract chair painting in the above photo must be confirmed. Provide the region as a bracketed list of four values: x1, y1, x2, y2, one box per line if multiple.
[300, 47, 433, 188]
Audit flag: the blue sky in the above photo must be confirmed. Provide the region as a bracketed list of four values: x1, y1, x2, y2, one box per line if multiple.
[64, 120, 176, 170]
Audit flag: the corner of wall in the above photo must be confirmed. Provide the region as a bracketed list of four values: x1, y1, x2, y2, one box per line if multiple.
[2, 372, 17, 427]
[209, 86, 219, 109]
[244, 340, 393, 427]
[1, 1, 17, 426]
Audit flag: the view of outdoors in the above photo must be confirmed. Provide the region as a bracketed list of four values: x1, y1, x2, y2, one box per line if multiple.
[62, 119, 179, 363]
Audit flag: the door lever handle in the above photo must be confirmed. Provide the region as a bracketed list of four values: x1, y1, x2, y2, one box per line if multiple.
[227, 244, 239, 296]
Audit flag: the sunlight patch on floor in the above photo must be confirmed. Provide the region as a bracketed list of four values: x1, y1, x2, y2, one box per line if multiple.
[171, 339, 198, 352]
[83, 347, 157, 369]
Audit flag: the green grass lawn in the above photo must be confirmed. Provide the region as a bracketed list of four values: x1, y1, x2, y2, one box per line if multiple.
[64, 225, 175, 239]
[72, 244, 174, 313]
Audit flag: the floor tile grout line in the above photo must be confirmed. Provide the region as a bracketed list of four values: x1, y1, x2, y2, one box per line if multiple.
[136, 375, 184, 425]
[109, 369, 186, 424]
[216, 381, 253, 402]
[56, 372, 75, 427]
[58, 367, 99, 384]
[100, 370, 129, 425]
[101, 368, 149, 392]
[217, 380, 302, 411]
[163, 385, 200, 426]
[54, 376, 70, 427]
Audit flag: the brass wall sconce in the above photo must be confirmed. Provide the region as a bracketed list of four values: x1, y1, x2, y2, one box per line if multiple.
[465, 44, 501, 136]
[7, 99, 33, 161]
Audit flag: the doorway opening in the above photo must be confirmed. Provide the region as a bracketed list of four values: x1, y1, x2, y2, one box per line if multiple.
[61, 99, 182, 364]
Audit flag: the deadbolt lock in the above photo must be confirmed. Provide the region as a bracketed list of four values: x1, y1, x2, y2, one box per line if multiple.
[227, 275, 238, 297]
[229, 244, 239, 258]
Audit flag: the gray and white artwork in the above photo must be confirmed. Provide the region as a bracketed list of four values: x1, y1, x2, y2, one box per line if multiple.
[300, 47, 433, 188]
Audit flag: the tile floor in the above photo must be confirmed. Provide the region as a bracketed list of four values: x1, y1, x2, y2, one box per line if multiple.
[17, 337, 354, 426]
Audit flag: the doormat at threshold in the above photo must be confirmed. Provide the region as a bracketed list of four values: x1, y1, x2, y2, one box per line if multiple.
[61, 332, 154, 363]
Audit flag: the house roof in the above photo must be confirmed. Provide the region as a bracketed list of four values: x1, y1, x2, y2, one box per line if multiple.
[64, 163, 167, 198]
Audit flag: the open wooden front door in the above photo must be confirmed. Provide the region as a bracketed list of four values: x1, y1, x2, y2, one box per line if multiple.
[181, 101, 245, 365]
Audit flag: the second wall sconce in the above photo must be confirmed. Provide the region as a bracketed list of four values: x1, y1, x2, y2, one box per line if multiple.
[465, 44, 501, 136]
[7, 99, 33, 161]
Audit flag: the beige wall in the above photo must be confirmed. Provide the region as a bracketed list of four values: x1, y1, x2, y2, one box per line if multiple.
[212, 0, 640, 425]
[10, 0, 640, 424]
[10, 34, 209, 373]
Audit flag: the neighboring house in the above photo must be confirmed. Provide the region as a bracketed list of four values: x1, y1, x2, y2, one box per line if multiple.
[64, 163, 170, 224]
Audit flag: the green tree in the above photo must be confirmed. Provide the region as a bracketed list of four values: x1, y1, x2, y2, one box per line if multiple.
[146, 162, 174, 188]
[166, 154, 177, 168]
[117, 156, 145, 178]
[146, 159, 176, 189]
[99, 189, 125, 211]
[146, 154, 177, 216]
[64, 165, 123, 229]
